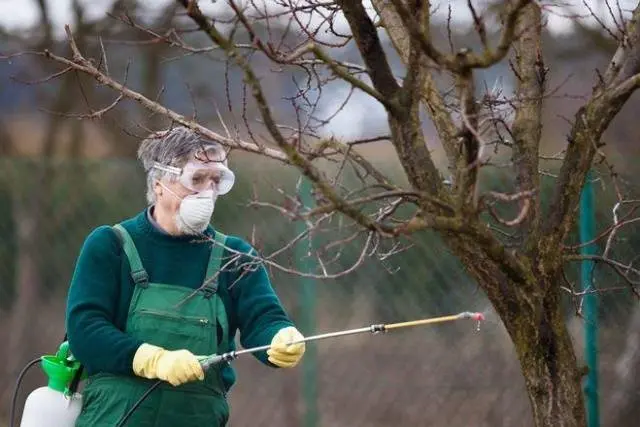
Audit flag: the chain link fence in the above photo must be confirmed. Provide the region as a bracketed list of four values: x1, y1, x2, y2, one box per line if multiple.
[1, 156, 638, 427]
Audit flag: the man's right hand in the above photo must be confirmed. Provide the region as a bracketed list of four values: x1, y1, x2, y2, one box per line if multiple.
[132, 343, 204, 386]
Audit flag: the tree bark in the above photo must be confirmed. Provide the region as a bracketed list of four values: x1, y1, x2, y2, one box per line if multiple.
[511, 3, 544, 249]
[516, 290, 585, 427]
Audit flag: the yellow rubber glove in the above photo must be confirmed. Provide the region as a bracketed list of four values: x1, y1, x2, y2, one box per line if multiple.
[267, 326, 306, 368]
[132, 343, 204, 386]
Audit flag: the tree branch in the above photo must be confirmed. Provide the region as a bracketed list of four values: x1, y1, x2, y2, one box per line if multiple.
[565, 254, 640, 288]
[223, 3, 392, 106]
[510, 3, 545, 251]
[335, 0, 401, 102]
[387, 0, 531, 71]
[372, 0, 460, 174]
[41, 27, 287, 162]
[338, 0, 447, 202]
[310, 44, 392, 107]
[454, 69, 481, 211]
[300, 189, 455, 218]
[541, 2, 640, 256]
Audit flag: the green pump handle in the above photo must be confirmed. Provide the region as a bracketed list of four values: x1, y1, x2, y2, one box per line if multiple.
[40, 341, 86, 396]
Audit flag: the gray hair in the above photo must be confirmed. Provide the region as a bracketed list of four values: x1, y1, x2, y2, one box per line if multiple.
[137, 126, 228, 204]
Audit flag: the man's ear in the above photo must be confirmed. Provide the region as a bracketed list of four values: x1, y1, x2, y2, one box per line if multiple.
[153, 180, 163, 199]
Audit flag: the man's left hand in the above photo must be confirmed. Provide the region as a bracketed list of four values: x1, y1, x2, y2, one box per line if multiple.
[267, 326, 306, 368]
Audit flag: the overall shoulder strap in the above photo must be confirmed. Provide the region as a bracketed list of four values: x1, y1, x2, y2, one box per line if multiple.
[112, 223, 149, 287]
[204, 231, 230, 350]
[204, 231, 227, 292]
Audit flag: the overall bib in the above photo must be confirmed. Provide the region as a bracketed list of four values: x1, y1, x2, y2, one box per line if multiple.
[75, 224, 231, 427]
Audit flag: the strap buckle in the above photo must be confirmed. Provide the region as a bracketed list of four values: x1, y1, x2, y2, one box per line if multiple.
[201, 282, 218, 298]
[131, 269, 149, 287]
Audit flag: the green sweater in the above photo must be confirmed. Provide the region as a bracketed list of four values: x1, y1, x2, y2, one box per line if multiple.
[65, 208, 294, 392]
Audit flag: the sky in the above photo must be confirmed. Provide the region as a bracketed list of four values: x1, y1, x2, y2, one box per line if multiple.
[0, 0, 635, 38]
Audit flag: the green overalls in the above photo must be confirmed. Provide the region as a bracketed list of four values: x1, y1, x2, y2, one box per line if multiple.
[75, 224, 231, 427]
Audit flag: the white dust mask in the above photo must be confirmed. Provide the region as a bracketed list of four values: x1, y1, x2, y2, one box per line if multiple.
[176, 189, 217, 234]
[160, 183, 217, 234]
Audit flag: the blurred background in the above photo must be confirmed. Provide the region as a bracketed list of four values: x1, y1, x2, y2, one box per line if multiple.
[1, 1, 640, 426]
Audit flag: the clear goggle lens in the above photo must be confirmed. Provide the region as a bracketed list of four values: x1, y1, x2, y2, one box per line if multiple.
[153, 160, 235, 195]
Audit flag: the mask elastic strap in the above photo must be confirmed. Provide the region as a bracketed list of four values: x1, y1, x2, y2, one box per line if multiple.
[158, 181, 184, 201]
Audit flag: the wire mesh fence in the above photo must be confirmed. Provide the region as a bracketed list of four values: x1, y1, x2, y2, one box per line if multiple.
[1, 156, 638, 427]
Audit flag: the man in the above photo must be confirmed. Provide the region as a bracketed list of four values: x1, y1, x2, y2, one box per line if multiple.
[65, 126, 305, 426]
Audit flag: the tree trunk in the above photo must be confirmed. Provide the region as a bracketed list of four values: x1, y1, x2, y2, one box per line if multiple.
[514, 290, 586, 427]
[445, 234, 586, 427]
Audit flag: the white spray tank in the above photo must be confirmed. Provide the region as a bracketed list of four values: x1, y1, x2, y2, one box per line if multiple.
[19, 341, 85, 427]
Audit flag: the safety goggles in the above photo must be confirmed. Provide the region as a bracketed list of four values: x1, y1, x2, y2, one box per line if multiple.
[152, 159, 235, 195]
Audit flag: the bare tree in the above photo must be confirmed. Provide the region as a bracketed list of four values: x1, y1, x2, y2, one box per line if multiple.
[6, 0, 640, 426]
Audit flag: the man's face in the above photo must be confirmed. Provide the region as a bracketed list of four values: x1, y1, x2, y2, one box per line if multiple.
[153, 163, 224, 213]
[152, 149, 232, 213]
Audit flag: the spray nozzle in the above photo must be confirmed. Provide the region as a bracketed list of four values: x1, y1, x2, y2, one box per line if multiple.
[471, 312, 485, 322]
[456, 311, 485, 332]
[471, 313, 485, 331]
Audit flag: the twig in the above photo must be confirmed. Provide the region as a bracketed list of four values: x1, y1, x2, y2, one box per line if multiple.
[40, 93, 124, 120]
[10, 66, 73, 85]
[41, 25, 287, 162]
[565, 254, 640, 287]
[564, 204, 640, 250]
[481, 190, 536, 227]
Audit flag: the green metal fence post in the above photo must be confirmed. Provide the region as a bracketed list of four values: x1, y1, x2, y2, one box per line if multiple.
[297, 177, 318, 427]
[580, 170, 599, 427]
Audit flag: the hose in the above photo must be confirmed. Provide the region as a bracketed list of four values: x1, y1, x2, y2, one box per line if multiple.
[116, 380, 162, 427]
[9, 357, 42, 427]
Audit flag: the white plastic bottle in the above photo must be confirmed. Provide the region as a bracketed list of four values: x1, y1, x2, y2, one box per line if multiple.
[19, 342, 84, 427]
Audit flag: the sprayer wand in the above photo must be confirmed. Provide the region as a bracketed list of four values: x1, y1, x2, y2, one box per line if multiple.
[200, 311, 485, 370]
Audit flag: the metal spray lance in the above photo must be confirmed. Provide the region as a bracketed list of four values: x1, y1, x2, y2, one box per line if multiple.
[199, 311, 486, 369]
